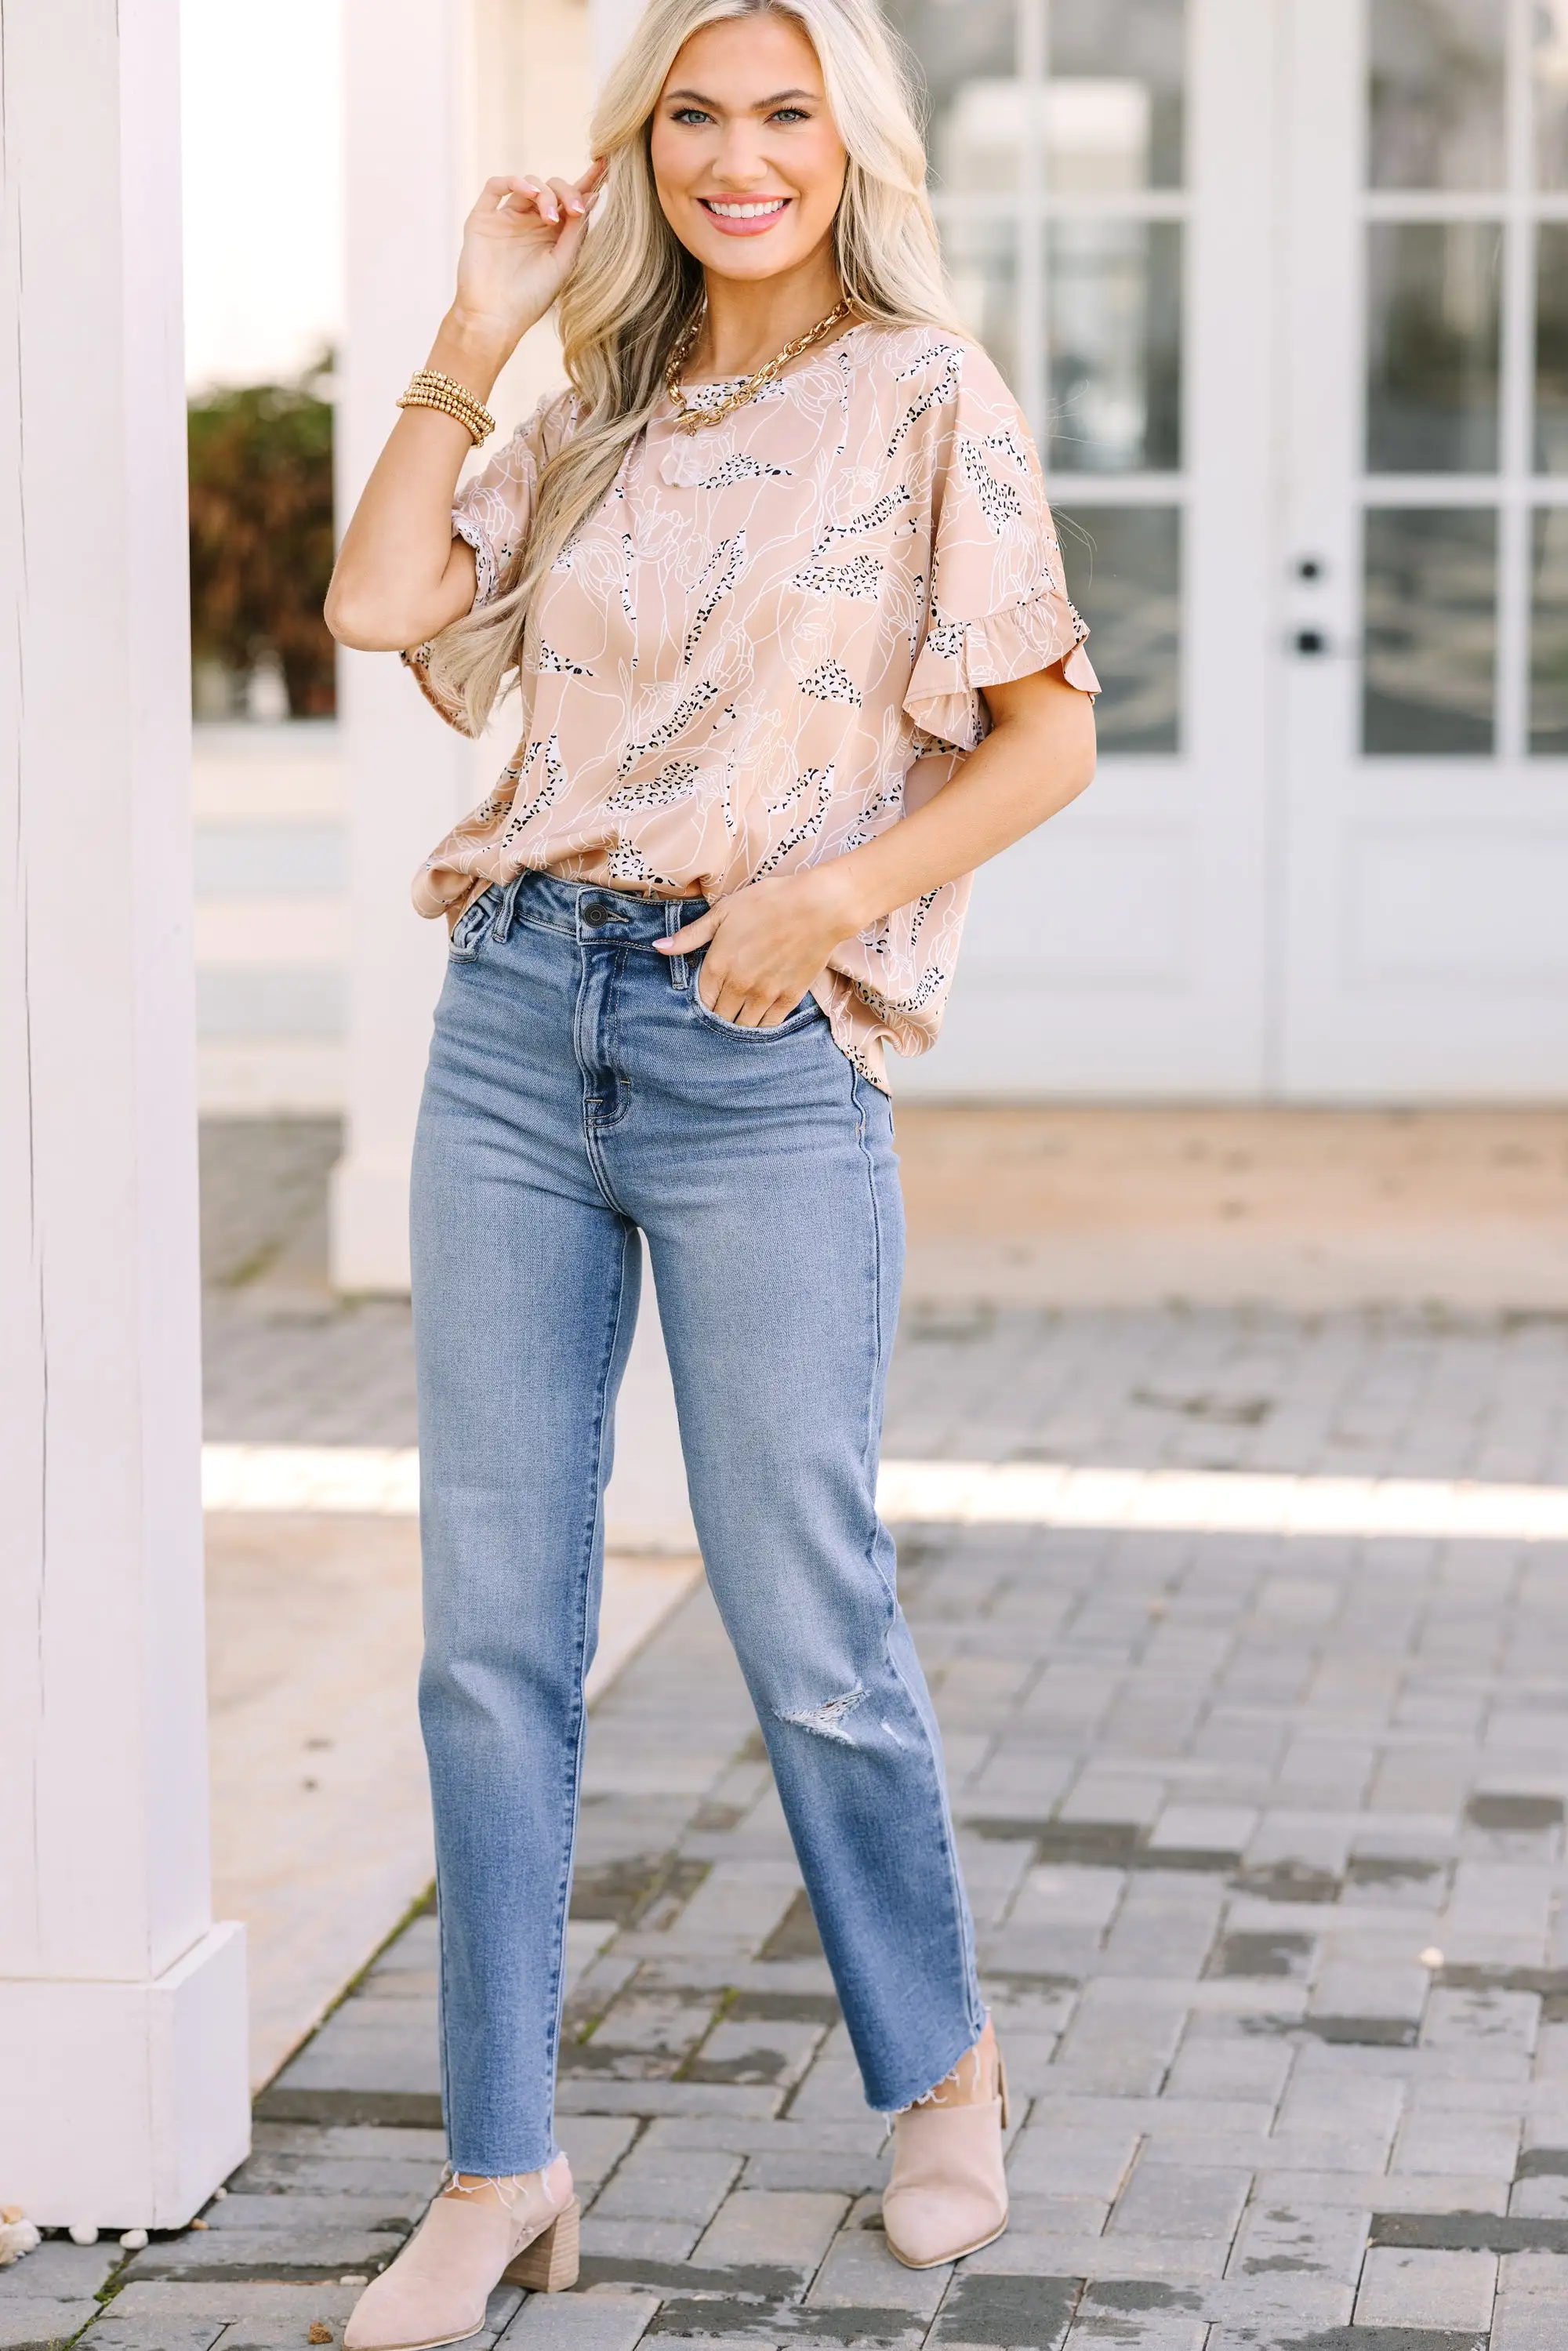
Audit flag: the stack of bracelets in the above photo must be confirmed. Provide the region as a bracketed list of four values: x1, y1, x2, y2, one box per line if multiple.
[396, 370, 496, 447]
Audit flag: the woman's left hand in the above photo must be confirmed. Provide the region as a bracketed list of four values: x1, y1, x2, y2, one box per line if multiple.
[654, 668, 1097, 1025]
[655, 867, 862, 1026]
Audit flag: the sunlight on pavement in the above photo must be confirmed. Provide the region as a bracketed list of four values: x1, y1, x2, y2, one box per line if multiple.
[203, 1441, 1568, 1542]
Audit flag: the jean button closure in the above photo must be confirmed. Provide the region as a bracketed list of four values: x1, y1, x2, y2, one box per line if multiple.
[582, 901, 611, 928]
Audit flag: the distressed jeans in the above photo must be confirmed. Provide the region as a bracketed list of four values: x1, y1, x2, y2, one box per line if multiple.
[410, 870, 985, 2175]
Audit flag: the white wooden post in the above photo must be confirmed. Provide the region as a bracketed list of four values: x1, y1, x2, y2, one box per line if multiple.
[0, 0, 249, 2228]
[590, 0, 644, 91]
[330, 0, 696, 1548]
[475, 0, 599, 419]
[330, 0, 479, 1294]
[332, 0, 597, 1294]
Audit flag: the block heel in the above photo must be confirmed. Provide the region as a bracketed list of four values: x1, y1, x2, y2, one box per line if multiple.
[503, 2197, 580, 2293]
[344, 2162, 578, 2349]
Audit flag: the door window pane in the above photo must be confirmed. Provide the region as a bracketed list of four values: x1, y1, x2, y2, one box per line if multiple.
[1536, 0, 1568, 188]
[1536, 226, 1568, 470]
[1367, 223, 1503, 472]
[883, 0, 1020, 193]
[944, 218, 1020, 395]
[1369, 0, 1506, 190]
[1530, 510, 1568, 752]
[1048, 222, 1181, 472]
[1047, 0, 1186, 190]
[1054, 506, 1181, 753]
[1363, 506, 1497, 753]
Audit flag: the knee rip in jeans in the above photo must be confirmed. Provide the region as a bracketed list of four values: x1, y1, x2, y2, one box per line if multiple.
[775, 1681, 866, 1746]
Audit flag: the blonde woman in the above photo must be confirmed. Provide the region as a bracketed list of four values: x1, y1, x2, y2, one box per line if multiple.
[329, 0, 1096, 2337]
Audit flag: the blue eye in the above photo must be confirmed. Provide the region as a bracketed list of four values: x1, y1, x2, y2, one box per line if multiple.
[771, 107, 809, 122]
[673, 107, 711, 125]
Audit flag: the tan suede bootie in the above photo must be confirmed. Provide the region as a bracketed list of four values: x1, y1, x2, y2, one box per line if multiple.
[344, 2157, 578, 2351]
[882, 2038, 1009, 2269]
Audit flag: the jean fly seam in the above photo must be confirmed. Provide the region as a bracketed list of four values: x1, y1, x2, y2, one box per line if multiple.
[595, 949, 635, 1134]
[572, 949, 633, 1218]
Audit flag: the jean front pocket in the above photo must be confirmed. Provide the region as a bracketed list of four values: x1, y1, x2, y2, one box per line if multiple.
[448, 887, 501, 961]
[688, 965, 827, 1039]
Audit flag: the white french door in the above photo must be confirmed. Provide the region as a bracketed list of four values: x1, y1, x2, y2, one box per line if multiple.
[891, 0, 1278, 1097]
[878, 0, 1568, 1099]
[1279, 0, 1568, 1096]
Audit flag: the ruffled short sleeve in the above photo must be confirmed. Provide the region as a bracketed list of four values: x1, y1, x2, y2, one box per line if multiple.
[904, 345, 1098, 753]
[403, 388, 579, 733]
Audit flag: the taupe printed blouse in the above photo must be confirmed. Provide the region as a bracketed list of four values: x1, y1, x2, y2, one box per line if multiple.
[408, 322, 1098, 1087]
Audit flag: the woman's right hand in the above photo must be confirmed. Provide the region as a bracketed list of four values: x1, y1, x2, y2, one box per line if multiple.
[325, 159, 604, 655]
[449, 163, 605, 359]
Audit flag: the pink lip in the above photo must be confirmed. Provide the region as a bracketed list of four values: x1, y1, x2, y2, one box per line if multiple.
[697, 196, 792, 238]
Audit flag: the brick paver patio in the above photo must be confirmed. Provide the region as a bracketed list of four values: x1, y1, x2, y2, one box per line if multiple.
[8, 1122, 1568, 2351]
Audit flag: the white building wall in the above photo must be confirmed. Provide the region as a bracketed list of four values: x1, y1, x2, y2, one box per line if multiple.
[194, 724, 348, 1116]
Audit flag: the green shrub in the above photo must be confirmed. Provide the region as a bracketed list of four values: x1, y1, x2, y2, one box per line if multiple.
[188, 369, 336, 717]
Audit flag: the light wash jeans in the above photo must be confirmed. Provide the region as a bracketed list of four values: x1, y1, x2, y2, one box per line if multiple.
[409, 869, 985, 2175]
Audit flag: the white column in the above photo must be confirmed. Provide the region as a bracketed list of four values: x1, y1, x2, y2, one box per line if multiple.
[330, 0, 479, 1293]
[332, 0, 597, 1293]
[475, 0, 597, 419]
[590, 0, 643, 90]
[0, 0, 249, 2229]
[328, 0, 695, 1555]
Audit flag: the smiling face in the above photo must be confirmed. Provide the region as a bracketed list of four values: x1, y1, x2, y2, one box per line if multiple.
[649, 12, 849, 287]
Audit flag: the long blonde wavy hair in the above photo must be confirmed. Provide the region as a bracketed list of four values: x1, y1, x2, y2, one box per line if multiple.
[425, 0, 954, 735]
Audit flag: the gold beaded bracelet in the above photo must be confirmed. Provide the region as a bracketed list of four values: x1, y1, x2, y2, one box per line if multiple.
[396, 371, 496, 446]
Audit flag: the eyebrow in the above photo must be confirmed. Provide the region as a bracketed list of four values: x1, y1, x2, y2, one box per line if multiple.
[662, 86, 819, 107]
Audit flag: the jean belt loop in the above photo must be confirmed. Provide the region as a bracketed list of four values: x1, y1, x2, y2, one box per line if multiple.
[664, 898, 690, 989]
[493, 871, 527, 945]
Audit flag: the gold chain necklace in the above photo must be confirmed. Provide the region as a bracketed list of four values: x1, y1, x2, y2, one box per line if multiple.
[664, 297, 853, 434]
